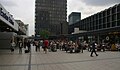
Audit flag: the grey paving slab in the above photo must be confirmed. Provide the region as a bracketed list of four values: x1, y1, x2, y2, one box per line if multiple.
[30, 46, 120, 70]
[0, 48, 29, 70]
[0, 46, 120, 70]
[0, 54, 29, 65]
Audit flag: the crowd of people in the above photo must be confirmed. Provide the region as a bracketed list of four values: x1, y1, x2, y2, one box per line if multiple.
[10, 39, 120, 57]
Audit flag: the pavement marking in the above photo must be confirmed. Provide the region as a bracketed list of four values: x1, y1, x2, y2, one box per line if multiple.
[28, 48, 32, 70]
[0, 64, 28, 67]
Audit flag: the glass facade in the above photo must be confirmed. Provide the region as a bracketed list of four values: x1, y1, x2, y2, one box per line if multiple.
[35, 0, 67, 35]
[68, 3, 120, 43]
[79, 4, 120, 31]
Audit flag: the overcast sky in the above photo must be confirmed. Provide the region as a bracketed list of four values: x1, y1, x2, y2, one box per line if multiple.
[0, 0, 120, 36]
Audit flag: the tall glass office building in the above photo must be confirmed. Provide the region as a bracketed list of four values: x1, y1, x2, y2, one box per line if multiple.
[35, 0, 67, 35]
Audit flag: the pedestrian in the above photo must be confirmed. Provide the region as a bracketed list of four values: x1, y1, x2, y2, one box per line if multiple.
[43, 39, 49, 54]
[35, 41, 40, 52]
[81, 42, 84, 53]
[116, 43, 120, 52]
[88, 43, 92, 52]
[77, 40, 81, 52]
[39, 40, 43, 51]
[118, 45, 120, 52]
[10, 40, 16, 52]
[24, 39, 27, 48]
[101, 43, 105, 52]
[90, 42, 98, 57]
[19, 40, 23, 54]
[27, 40, 31, 52]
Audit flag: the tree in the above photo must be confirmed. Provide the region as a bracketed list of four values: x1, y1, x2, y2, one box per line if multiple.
[39, 30, 50, 39]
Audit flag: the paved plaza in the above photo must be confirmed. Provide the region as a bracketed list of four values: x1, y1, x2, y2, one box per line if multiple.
[0, 46, 120, 70]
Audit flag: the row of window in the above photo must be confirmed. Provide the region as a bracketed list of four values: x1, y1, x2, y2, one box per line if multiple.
[83, 13, 120, 23]
[80, 20, 120, 31]
[36, 6, 66, 11]
[82, 4, 120, 22]
[69, 4, 120, 34]
[36, 0, 67, 4]
[81, 13, 120, 27]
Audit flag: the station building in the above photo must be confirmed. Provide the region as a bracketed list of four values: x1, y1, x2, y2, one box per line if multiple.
[68, 3, 120, 44]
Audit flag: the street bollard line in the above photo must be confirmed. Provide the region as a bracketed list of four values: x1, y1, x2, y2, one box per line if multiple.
[28, 47, 31, 70]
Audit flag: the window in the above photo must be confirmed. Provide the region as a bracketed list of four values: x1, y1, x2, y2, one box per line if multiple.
[107, 9, 111, 16]
[117, 4, 120, 13]
[112, 21, 116, 27]
[117, 20, 120, 26]
[103, 11, 106, 17]
[112, 7, 116, 14]
[107, 23, 110, 28]
[103, 18, 106, 23]
[112, 14, 116, 21]
[96, 26, 98, 30]
[96, 14, 99, 20]
[99, 19, 102, 25]
[107, 16, 111, 22]
[99, 25, 102, 29]
[96, 20, 98, 25]
[117, 13, 120, 19]
[103, 24, 106, 28]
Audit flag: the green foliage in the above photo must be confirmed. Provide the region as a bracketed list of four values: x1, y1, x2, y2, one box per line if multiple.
[39, 30, 50, 39]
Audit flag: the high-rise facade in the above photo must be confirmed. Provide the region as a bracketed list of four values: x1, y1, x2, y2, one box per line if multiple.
[35, 0, 67, 35]
[68, 12, 81, 34]
[68, 12, 81, 25]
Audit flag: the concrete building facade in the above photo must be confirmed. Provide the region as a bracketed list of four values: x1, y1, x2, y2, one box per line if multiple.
[15, 20, 28, 35]
[35, 0, 67, 35]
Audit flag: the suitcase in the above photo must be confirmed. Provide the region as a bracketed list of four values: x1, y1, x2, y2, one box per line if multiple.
[11, 48, 14, 52]
[25, 50, 29, 53]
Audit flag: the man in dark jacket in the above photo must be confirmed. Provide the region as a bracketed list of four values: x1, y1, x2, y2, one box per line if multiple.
[27, 40, 31, 52]
[90, 42, 98, 57]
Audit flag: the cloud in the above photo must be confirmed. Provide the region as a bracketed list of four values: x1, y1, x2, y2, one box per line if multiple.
[0, 0, 17, 7]
[67, 0, 119, 19]
[81, 0, 120, 6]
[67, 0, 84, 19]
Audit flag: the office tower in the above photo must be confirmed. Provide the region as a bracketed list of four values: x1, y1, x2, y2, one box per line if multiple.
[68, 12, 81, 34]
[35, 0, 67, 35]
[68, 12, 81, 25]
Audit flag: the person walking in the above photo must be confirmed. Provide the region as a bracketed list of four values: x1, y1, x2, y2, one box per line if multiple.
[19, 40, 23, 54]
[43, 39, 49, 54]
[90, 42, 98, 57]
